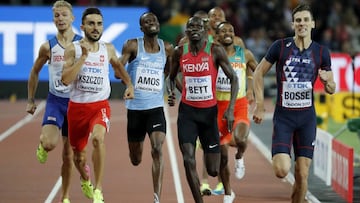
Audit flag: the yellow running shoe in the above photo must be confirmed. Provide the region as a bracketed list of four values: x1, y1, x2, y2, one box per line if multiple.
[196, 138, 202, 150]
[62, 198, 70, 203]
[36, 144, 48, 163]
[93, 189, 104, 203]
[212, 182, 224, 195]
[81, 178, 94, 199]
[200, 183, 212, 196]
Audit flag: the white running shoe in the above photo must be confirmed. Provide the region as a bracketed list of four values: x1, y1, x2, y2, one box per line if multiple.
[235, 158, 245, 179]
[223, 191, 235, 203]
[154, 193, 160, 203]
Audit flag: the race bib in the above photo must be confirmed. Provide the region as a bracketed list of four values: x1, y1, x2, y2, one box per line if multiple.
[185, 75, 213, 101]
[134, 66, 163, 92]
[76, 73, 104, 93]
[216, 68, 243, 92]
[53, 75, 71, 93]
[282, 81, 312, 108]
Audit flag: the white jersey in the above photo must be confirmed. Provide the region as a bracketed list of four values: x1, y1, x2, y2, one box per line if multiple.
[48, 35, 81, 97]
[70, 41, 111, 103]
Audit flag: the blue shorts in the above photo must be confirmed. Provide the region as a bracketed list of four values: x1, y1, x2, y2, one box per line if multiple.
[42, 92, 69, 137]
[272, 106, 316, 159]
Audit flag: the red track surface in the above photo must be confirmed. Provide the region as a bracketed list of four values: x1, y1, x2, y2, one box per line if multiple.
[0, 99, 292, 203]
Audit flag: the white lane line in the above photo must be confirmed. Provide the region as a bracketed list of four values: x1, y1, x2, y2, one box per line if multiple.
[45, 177, 62, 203]
[164, 105, 184, 203]
[248, 130, 321, 203]
[0, 101, 46, 142]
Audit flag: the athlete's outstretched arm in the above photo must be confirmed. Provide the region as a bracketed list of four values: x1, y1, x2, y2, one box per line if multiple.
[27, 42, 50, 114]
[253, 58, 273, 124]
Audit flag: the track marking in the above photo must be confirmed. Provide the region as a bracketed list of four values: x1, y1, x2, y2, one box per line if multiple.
[0, 101, 46, 142]
[164, 105, 184, 203]
[45, 177, 62, 203]
[45, 105, 185, 203]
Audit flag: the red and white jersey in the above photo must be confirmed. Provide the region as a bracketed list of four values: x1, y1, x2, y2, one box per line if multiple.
[70, 41, 110, 103]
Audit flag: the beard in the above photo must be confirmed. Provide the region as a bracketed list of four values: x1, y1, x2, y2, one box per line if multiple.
[85, 32, 102, 42]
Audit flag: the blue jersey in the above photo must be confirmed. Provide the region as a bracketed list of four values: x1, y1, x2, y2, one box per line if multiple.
[125, 37, 166, 110]
[265, 37, 331, 110]
[48, 34, 82, 98]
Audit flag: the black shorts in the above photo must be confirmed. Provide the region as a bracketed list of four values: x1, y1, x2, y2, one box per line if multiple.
[177, 102, 220, 153]
[127, 107, 166, 142]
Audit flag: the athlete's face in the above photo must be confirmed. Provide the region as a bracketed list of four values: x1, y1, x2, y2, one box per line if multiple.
[81, 14, 103, 42]
[292, 10, 315, 39]
[140, 13, 160, 37]
[185, 17, 206, 42]
[53, 6, 74, 32]
[194, 13, 210, 32]
[217, 23, 234, 46]
[208, 8, 225, 30]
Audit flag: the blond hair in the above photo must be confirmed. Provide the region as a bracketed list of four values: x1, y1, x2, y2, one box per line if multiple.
[52, 0, 73, 13]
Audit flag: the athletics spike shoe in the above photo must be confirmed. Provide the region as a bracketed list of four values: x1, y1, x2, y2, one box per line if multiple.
[81, 164, 93, 199]
[200, 183, 212, 196]
[154, 193, 160, 203]
[234, 158, 245, 179]
[93, 189, 104, 203]
[223, 191, 235, 203]
[61, 198, 70, 203]
[212, 182, 224, 195]
[36, 144, 48, 163]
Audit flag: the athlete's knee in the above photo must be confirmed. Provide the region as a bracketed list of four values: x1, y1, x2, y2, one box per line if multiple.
[220, 153, 229, 168]
[91, 134, 104, 148]
[183, 154, 196, 169]
[294, 163, 310, 184]
[40, 134, 57, 151]
[206, 166, 218, 177]
[73, 152, 86, 165]
[272, 154, 291, 178]
[129, 151, 141, 166]
[151, 144, 163, 160]
[62, 147, 73, 163]
[273, 162, 291, 178]
[273, 167, 289, 178]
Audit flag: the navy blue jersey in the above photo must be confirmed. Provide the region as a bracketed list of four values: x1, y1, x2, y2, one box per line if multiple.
[265, 37, 331, 110]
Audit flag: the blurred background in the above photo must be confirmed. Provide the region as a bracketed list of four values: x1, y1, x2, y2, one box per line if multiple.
[1, 0, 359, 99]
[2, 0, 360, 56]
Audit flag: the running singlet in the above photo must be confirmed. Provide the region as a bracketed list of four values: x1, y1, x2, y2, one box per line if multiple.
[216, 45, 246, 101]
[125, 37, 166, 110]
[48, 34, 82, 98]
[180, 41, 218, 108]
[265, 37, 331, 109]
[70, 41, 111, 103]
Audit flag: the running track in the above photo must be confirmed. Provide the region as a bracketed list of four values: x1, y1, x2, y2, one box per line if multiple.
[0, 99, 296, 203]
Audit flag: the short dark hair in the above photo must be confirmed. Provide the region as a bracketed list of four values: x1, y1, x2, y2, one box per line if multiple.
[292, 3, 313, 21]
[216, 21, 231, 34]
[139, 12, 155, 26]
[82, 7, 102, 24]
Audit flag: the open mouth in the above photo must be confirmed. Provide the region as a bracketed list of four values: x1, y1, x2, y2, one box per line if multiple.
[191, 33, 200, 38]
[150, 26, 157, 31]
